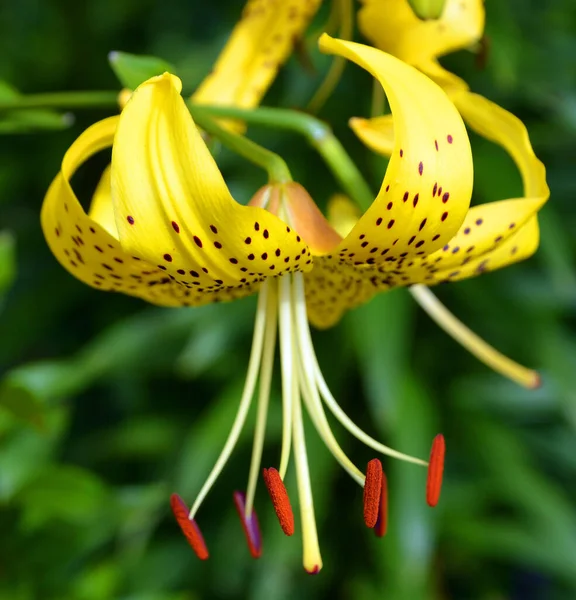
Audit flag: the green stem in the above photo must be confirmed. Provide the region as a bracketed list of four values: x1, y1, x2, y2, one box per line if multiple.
[190, 107, 292, 184]
[193, 104, 375, 211]
[0, 91, 118, 110]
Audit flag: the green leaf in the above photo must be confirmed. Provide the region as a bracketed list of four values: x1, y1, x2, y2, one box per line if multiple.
[0, 231, 16, 302]
[16, 465, 112, 530]
[108, 52, 177, 90]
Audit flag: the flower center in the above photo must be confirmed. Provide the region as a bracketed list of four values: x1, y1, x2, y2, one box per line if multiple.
[169, 188, 445, 572]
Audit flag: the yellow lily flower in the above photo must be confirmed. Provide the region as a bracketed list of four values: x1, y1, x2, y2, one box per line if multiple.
[192, 0, 322, 112]
[42, 35, 467, 571]
[350, 0, 548, 388]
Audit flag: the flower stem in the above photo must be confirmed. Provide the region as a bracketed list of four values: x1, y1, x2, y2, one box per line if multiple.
[0, 91, 118, 110]
[191, 104, 374, 211]
[190, 106, 292, 184]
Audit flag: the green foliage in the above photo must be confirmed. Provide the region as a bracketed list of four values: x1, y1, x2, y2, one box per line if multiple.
[108, 52, 177, 90]
[1, 0, 575, 599]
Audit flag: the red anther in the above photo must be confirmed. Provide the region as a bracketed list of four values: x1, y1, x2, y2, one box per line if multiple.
[426, 434, 446, 507]
[233, 491, 262, 559]
[170, 493, 209, 560]
[305, 565, 321, 575]
[363, 458, 383, 528]
[262, 467, 295, 536]
[373, 472, 388, 537]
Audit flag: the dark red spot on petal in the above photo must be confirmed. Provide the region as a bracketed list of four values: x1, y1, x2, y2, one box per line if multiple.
[172, 221, 180, 233]
[193, 236, 203, 248]
[127, 216, 135, 225]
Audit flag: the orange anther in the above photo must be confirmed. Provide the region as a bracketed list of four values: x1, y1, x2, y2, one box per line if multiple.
[262, 467, 295, 536]
[363, 458, 383, 528]
[373, 471, 388, 537]
[426, 434, 445, 507]
[170, 493, 209, 560]
[233, 491, 262, 559]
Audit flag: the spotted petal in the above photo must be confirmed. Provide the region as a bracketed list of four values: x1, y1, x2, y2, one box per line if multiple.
[111, 73, 311, 296]
[192, 0, 321, 112]
[358, 0, 484, 68]
[41, 118, 258, 306]
[319, 35, 473, 263]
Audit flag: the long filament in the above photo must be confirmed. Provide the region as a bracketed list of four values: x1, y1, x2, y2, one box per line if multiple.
[244, 280, 278, 517]
[278, 273, 295, 478]
[292, 274, 365, 485]
[189, 282, 270, 519]
[410, 285, 540, 389]
[294, 273, 428, 468]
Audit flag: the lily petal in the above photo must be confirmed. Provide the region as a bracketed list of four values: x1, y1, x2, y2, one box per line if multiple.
[431, 216, 540, 283]
[88, 165, 117, 237]
[319, 35, 473, 262]
[452, 91, 549, 199]
[111, 73, 311, 295]
[400, 198, 542, 285]
[358, 0, 484, 68]
[349, 115, 395, 157]
[192, 0, 321, 111]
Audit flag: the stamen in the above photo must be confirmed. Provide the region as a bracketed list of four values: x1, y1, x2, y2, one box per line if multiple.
[426, 434, 445, 507]
[188, 282, 270, 519]
[233, 491, 262, 558]
[306, 565, 321, 575]
[363, 458, 383, 528]
[293, 272, 427, 468]
[262, 467, 295, 535]
[373, 472, 388, 537]
[278, 274, 295, 478]
[410, 285, 540, 389]
[170, 493, 209, 560]
[244, 282, 278, 517]
[292, 273, 365, 485]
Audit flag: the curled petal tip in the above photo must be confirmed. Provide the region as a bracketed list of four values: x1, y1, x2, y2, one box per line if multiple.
[262, 467, 295, 536]
[426, 434, 445, 508]
[233, 491, 262, 559]
[363, 458, 383, 528]
[170, 493, 209, 560]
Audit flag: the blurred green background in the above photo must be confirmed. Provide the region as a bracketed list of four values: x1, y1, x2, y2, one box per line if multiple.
[1, 1, 576, 599]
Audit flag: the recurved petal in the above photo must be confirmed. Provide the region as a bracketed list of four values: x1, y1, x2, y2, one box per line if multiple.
[430, 216, 540, 283]
[192, 0, 321, 112]
[452, 91, 550, 200]
[88, 165, 117, 237]
[399, 197, 543, 284]
[319, 35, 473, 264]
[41, 117, 260, 307]
[358, 0, 484, 66]
[111, 74, 311, 294]
[349, 115, 395, 157]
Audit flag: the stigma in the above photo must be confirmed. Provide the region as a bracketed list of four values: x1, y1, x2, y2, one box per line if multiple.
[170, 184, 445, 572]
